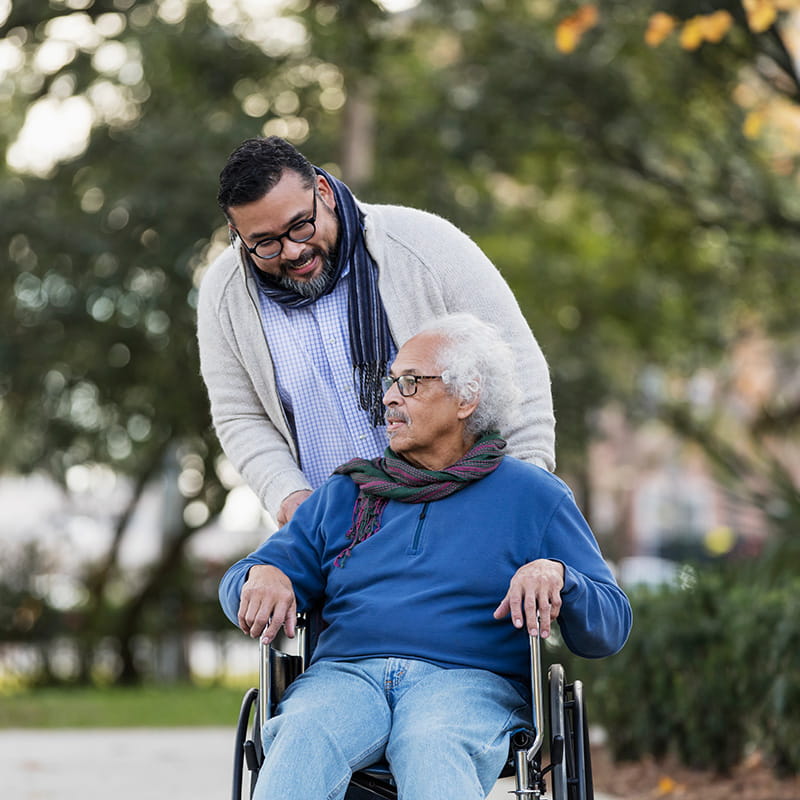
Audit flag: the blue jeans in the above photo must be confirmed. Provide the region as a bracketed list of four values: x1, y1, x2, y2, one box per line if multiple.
[254, 657, 531, 800]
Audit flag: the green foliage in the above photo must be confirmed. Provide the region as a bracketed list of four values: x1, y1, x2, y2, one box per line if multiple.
[566, 563, 800, 775]
[1, 0, 799, 686]
[1, 2, 266, 486]
[743, 579, 800, 775]
[3, 0, 798, 497]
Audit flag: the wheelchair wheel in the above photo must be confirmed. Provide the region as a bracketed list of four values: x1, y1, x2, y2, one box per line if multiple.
[549, 663, 569, 800]
[570, 679, 593, 800]
[232, 688, 258, 800]
[548, 664, 593, 800]
[247, 695, 264, 798]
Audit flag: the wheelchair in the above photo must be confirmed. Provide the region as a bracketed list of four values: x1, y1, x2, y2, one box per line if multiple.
[232, 614, 593, 800]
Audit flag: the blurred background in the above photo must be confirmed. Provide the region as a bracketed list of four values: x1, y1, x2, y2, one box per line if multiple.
[1, 0, 799, 780]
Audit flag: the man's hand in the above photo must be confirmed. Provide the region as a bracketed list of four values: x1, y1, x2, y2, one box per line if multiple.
[238, 565, 297, 643]
[277, 489, 312, 526]
[493, 559, 565, 638]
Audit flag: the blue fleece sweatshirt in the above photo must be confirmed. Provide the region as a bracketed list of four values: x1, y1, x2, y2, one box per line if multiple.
[219, 457, 631, 684]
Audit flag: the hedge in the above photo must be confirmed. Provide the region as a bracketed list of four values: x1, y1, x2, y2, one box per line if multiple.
[557, 566, 800, 776]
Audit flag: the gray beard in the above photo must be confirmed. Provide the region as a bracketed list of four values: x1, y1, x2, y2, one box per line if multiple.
[276, 253, 337, 300]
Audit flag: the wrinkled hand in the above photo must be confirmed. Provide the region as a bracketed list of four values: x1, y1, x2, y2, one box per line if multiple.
[238, 565, 297, 643]
[493, 559, 565, 638]
[277, 489, 312, 526]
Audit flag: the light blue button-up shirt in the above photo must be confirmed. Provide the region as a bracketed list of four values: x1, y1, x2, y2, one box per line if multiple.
[256, 267, 394, 490]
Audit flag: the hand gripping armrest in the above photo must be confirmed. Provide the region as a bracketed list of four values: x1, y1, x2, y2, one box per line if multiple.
[258, 613, 309, 726]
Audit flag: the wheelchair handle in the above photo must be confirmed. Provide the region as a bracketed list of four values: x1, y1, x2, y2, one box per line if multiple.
[526, 630, 545, 763]
[258, 639, 269, 730]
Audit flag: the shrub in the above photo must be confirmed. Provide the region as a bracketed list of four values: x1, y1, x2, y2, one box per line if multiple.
[565, 565, 800, 776]
[743, 582, 800, 775]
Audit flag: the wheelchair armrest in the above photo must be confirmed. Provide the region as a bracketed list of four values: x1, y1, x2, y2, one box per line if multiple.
[526, 631, 545, 763]
[269, 613, 309, 657]
[258, 613, 311, 726]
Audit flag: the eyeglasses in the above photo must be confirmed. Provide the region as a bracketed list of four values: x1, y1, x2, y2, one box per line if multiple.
[235, 191, 318, 260]
[381, 374, 443, 397]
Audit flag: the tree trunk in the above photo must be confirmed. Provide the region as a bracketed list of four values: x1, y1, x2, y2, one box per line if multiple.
[76, 446, 168, 683]
[340, 76, 377, 193]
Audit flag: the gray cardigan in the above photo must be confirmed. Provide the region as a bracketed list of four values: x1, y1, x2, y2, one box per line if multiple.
[197, 202, 555, 518]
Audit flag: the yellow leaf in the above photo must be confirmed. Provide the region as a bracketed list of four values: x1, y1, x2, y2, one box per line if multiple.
[645, 12, 677, 47]
[657, 776, 678, 795]
[679, 17, 705, 50]
[576, 4, 599, 28]
[749, 6, 777, 32]
[656, 774, 686, 796]
[743, 109, 765, 139]
[555, 22, 580, 53]
[744, 0, 778, 31]
[701, 10, 734, 43]
[555, 4, 600, 54]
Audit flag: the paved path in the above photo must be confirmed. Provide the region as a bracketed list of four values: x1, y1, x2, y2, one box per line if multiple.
[1, 728, 233, 800]
[0, 728, 614, 799]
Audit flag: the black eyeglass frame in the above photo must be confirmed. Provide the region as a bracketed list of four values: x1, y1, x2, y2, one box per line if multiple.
[381, 375, 443, 397]
[233, 190, 318, 261]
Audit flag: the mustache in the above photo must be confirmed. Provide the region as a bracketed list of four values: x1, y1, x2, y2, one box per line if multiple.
[281, 248, 317, 273]
[385, 409, 410, 425]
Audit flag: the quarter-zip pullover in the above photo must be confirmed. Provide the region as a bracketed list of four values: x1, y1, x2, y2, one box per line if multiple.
[219, 457, 631, 684]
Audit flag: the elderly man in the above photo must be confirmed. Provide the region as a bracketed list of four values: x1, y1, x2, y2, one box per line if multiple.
[198, 136, 554, 526]
[219, 313, 631, 800]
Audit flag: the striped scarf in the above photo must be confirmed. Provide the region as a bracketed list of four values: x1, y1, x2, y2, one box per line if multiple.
[249, 167, 392, 426]
[332, 433, 506, 566]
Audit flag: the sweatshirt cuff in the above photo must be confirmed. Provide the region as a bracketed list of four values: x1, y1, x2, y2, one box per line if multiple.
[262, 469, 313, 520]
[560, 562, 583, 596]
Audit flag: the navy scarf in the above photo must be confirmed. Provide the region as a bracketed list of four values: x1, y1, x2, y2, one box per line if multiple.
[249, 168, 393, 426]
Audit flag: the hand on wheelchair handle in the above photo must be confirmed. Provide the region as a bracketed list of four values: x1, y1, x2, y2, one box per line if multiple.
[237, 564, 297, 643]
[492, 558, 565, 639]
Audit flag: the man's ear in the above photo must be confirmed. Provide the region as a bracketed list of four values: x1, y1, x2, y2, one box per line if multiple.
[456, 395, 480, 421]
[317, 175, 336, 210]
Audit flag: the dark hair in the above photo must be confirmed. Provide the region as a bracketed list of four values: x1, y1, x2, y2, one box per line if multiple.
[217, 136, 316, 214]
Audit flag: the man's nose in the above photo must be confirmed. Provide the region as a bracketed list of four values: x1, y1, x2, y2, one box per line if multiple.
[281, 237, 308, 261]
[383, 382, 401, 405]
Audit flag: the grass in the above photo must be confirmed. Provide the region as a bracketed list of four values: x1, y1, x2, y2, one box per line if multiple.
[0, 682, 254, 728]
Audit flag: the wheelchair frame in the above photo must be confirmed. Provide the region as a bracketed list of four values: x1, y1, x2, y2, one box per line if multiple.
[232, 616, 593, 800]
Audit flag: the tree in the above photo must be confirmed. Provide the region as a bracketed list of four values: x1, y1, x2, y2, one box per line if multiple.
[3, 0, 800, 682]
[2, 0, 280, 681]
[544, 1, 800, 557]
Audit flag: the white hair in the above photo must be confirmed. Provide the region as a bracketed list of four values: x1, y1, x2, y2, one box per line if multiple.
[416, 313, 522, 437]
